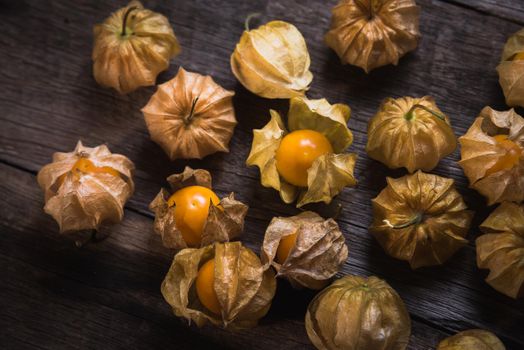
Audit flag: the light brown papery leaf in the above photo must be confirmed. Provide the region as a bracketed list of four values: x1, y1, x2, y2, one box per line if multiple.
[160, 242, 276, 330]
[92, 1, 181, 94]
[261, 211, 348, 290]
[325, 0, 420, 72]
[370, 171, 473, 269]
[437, 329, 506, 350]
[497, 28, 524, 107]
[142, 67, 237, 160]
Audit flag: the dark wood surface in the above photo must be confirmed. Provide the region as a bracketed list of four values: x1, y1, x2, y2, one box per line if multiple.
[1, 0, 523, 349]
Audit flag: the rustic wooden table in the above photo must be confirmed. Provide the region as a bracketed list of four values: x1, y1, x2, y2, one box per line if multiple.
[1, 0, 524, 349]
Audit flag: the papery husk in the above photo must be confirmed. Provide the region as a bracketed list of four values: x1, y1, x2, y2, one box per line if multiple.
[142, 67, 237, 160]
[149, 167, 248, 249]
[325, 0, 420, 72]
[370, 171, 473, 269]
[366, 96, 456, 173]
[497, 28, 524, 107]
[437, 329, 506, 350]
[305, 275, 411, 350]
[161, 242, 276, 330]
[231, 20, 313, 99]
[37, 141, 135, 233]
[459, 107, 524, 205]
[246, 98, 357, 207]
[92, 1, 181, 94]
[476, 202, 524, 299]
[261, 211, 348, 289]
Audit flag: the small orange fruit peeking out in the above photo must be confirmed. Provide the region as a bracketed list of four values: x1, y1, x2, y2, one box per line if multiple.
[275, 231, 298, 264]
[485, 135, 522, 176]
[195, 259, 221, 314]
[167, 186, 221, 247]
[513, 52, 524, 60]
[56, 157, 120, 187]
[275, 130, 333, 187]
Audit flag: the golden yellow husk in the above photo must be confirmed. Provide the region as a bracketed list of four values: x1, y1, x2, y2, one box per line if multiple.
[161, 242, 276, 330]
[149, 167, 248, 249]
[325, 0, 420, 72]
[370, 171, 473, 269]
[497, 28, 524, 107]
[92, 1, 181, 94]
[437, 329, 506, 350]
[305, 275, 411, 350]
[366, 96, 456, 173]
[37, 141, 135, 233]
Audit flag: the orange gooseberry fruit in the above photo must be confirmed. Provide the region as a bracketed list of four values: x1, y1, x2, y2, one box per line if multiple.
[275, 130, 333, 187]
[56, 158, 120, 187]
[513, 52, 524, 61]
[485, 134, 522, 176]
[195, 259, 221, 315]
[275, 231, 298, 264]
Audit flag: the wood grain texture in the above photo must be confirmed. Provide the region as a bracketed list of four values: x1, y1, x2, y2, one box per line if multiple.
[1, 0, 523, 349]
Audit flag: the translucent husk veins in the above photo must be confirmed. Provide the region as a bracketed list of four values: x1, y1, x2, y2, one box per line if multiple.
[437, 329, 506, 350]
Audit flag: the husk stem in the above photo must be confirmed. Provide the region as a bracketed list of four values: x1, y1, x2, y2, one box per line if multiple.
[121, 6, 138, 36]
[383, 213, 423, 229]
[184, 97, 199, 125]
[244, 13, 261, 31]
[404, 104, 446, 122]
[75, 229, 99, 248]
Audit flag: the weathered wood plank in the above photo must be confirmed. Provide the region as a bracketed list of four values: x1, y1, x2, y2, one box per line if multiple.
[440, 0, 524, 24]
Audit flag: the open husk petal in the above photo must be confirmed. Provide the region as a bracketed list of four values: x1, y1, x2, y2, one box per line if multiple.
[37, 141, 135, 233]
[370, 171, 473, 269]
[325, 0, 420, 72]
[149, 167, 248, 249]
[261, 211, 348, 289]
[231, 20, 313, 98]
[305, 275, 411, 350]
[366, 96, 457, 173]
[476, 202, 524, 299]
[161, 242, 276, 330]
[459, 107, 524, 205]
[437, 329, 506, 350]
[92, 1, 181, 94]
[497, 28, 524, 107]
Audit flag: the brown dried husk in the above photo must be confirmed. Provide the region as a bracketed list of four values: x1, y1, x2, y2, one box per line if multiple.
[246, 97, 357, 207]
[149, 167, 248, 249]
[459, 107, 524, 205]
[161, 242, 276, 330]
[231, 20, 313, 99]
[366, 96, 457, 173]
[92, 1, 181, 94]
[325, 0, 420, 72]
[142, 67, 237, 160]
[497, 28, 524, 107]
[37, 141, 135, 233]
[370, 171, 473, 269]
[476, 202, 524, 299]
[305, 275, 411, 350]
[437, 329, 506, 350]
[261, 211, 348, 289]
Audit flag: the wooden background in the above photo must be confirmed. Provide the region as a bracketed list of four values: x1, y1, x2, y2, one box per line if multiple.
[1, 0, 524, 349]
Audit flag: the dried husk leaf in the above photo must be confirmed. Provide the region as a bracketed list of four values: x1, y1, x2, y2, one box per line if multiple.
[370, 171, 473, 269]
[142, 67, 237, 160]
[92, 1, 181, 94]
[161, 242, 276, 330]
[231, 20, 313, 98]
[37, 141, 135, 233]
[497, 28, 524, 107]
[459, 107, 524, 205]
[437, 329, 506, 350]
[149, 167, 248, 249]
[305, 275, 411, 350]
[366, 96, 457, 173]
[246, 100, 357, 207]
[476, 202, 524, 299]
[325, 0, 420, 72]
[261, 211, 348, 289]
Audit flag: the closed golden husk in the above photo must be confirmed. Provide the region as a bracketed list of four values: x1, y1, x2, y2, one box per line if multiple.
[366, 96, 456, 173]
[370, 171, 473, 269]
[149, 167, 248, 249]
[325, 0, 420, 72]
[305, 275, 411, 350]
[261, 211, 348, 289]
[459, 107, 524, 205]
[142, 67, 237, 160]
[437, 329, 506, 350]
[37, 141, 135, 233]
[231, 20, 313, 98]
[161, 242, 276, 330]
[476, 202, 524, 299]
[497, 28, 524, 107]
[246, 96, 357, 207]
[92, 1, 181, 94]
